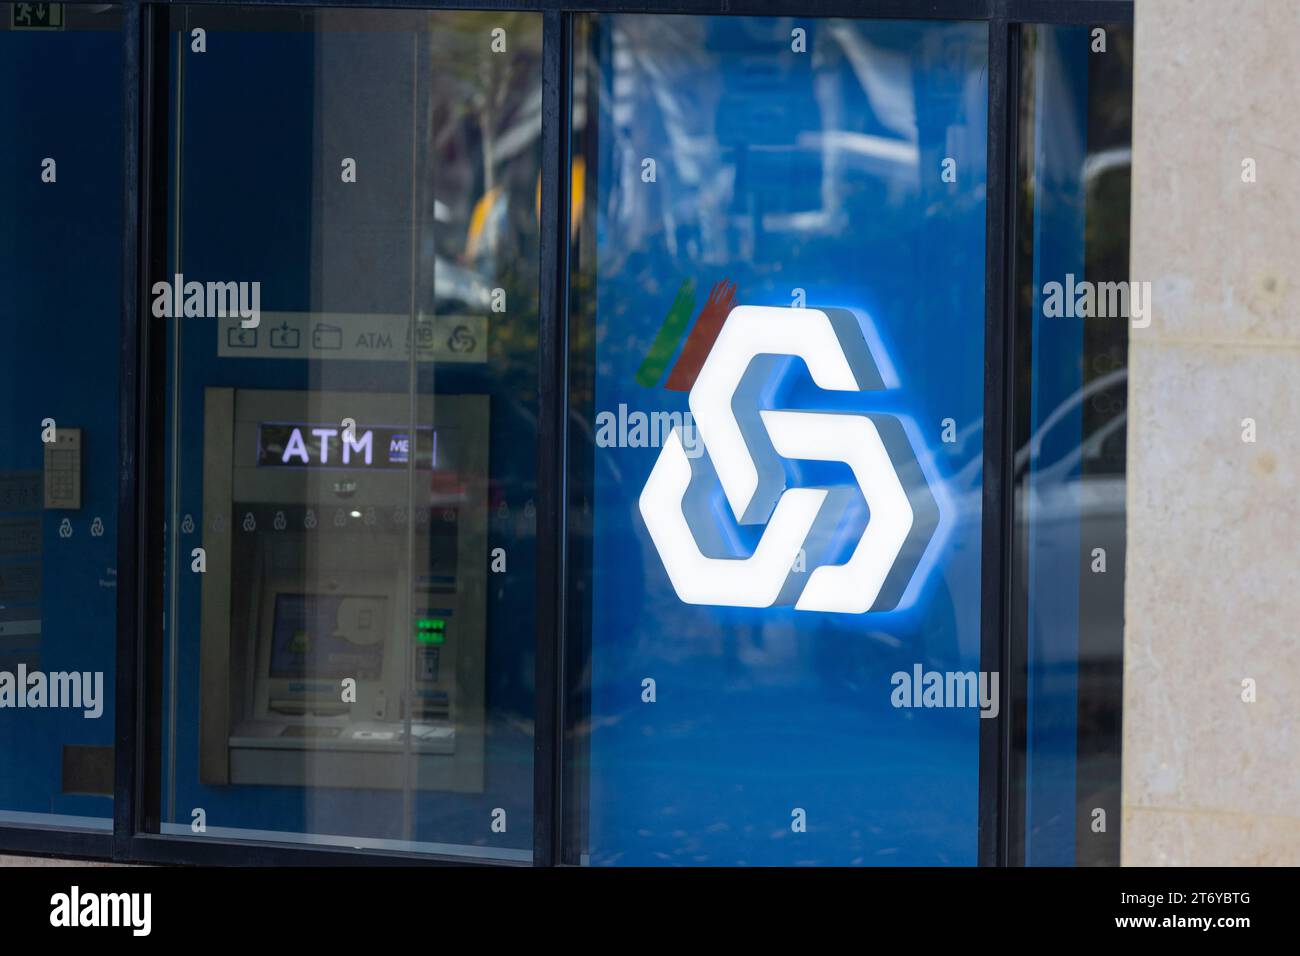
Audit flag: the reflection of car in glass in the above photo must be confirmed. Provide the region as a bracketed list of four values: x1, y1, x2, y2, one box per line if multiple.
[432, 253, 494, 315]
[1018, 369, 1127, 733]
[938, 368, 1128, 690]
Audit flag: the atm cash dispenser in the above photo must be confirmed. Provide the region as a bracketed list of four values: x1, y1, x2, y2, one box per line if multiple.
[198, 388, 488, 793]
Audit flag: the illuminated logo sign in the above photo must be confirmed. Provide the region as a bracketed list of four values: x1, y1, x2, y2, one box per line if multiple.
[257, 423, 436, 470]
[639, 305, 939, 613]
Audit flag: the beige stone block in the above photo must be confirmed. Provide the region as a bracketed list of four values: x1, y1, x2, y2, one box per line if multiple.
[1122, 806, 1300, 866]
[1123, 340, 1300, 821]
[1131, 0, 1300, 344]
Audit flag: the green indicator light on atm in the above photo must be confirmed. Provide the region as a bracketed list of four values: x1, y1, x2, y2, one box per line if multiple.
[416, 618, 446, 644]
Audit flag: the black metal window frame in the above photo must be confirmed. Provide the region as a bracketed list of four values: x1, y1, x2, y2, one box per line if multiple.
[0, 0, 1133, 867]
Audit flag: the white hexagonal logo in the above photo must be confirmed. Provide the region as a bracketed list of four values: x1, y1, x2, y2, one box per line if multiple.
[638, 305, 939, 614]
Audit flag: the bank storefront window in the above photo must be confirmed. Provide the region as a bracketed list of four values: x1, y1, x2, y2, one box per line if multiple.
[0, 1, 1136, 869]
[0, 3, 123, 830]
[155, 7, 541, 858]
[564, 15, 989, 865]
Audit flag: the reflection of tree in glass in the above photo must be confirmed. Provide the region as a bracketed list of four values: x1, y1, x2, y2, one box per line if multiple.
[419, 13, 543, 411]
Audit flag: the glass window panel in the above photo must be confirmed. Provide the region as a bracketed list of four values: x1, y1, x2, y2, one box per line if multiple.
[0, 3, 123, 829]
[565, 15, 988, 865]
[157, 6, 540, 858]
[1011, 22, 1133, 866]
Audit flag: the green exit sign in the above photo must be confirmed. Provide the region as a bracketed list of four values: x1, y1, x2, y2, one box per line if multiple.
[11, 3, 64, 29]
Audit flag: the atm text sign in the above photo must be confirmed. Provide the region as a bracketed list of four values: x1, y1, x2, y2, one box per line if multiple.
[257, 423, 435, 470]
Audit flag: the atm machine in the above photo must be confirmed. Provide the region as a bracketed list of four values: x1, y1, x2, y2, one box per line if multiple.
[198, 387, 488, 793]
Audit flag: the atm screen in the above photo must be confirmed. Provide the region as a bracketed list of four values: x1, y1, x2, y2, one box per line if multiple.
[268, 593, 387, 680]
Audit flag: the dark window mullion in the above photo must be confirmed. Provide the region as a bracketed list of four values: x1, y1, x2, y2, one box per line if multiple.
[978, 15, 1021, 869]
[534, 7, 573, 869]
[113, 0, 146, 861]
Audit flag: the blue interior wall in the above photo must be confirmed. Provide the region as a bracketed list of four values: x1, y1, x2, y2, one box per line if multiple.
[0, 26, 123, 821]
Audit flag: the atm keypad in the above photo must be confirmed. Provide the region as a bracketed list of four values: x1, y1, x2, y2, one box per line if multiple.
[44, 427, 82, 509]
